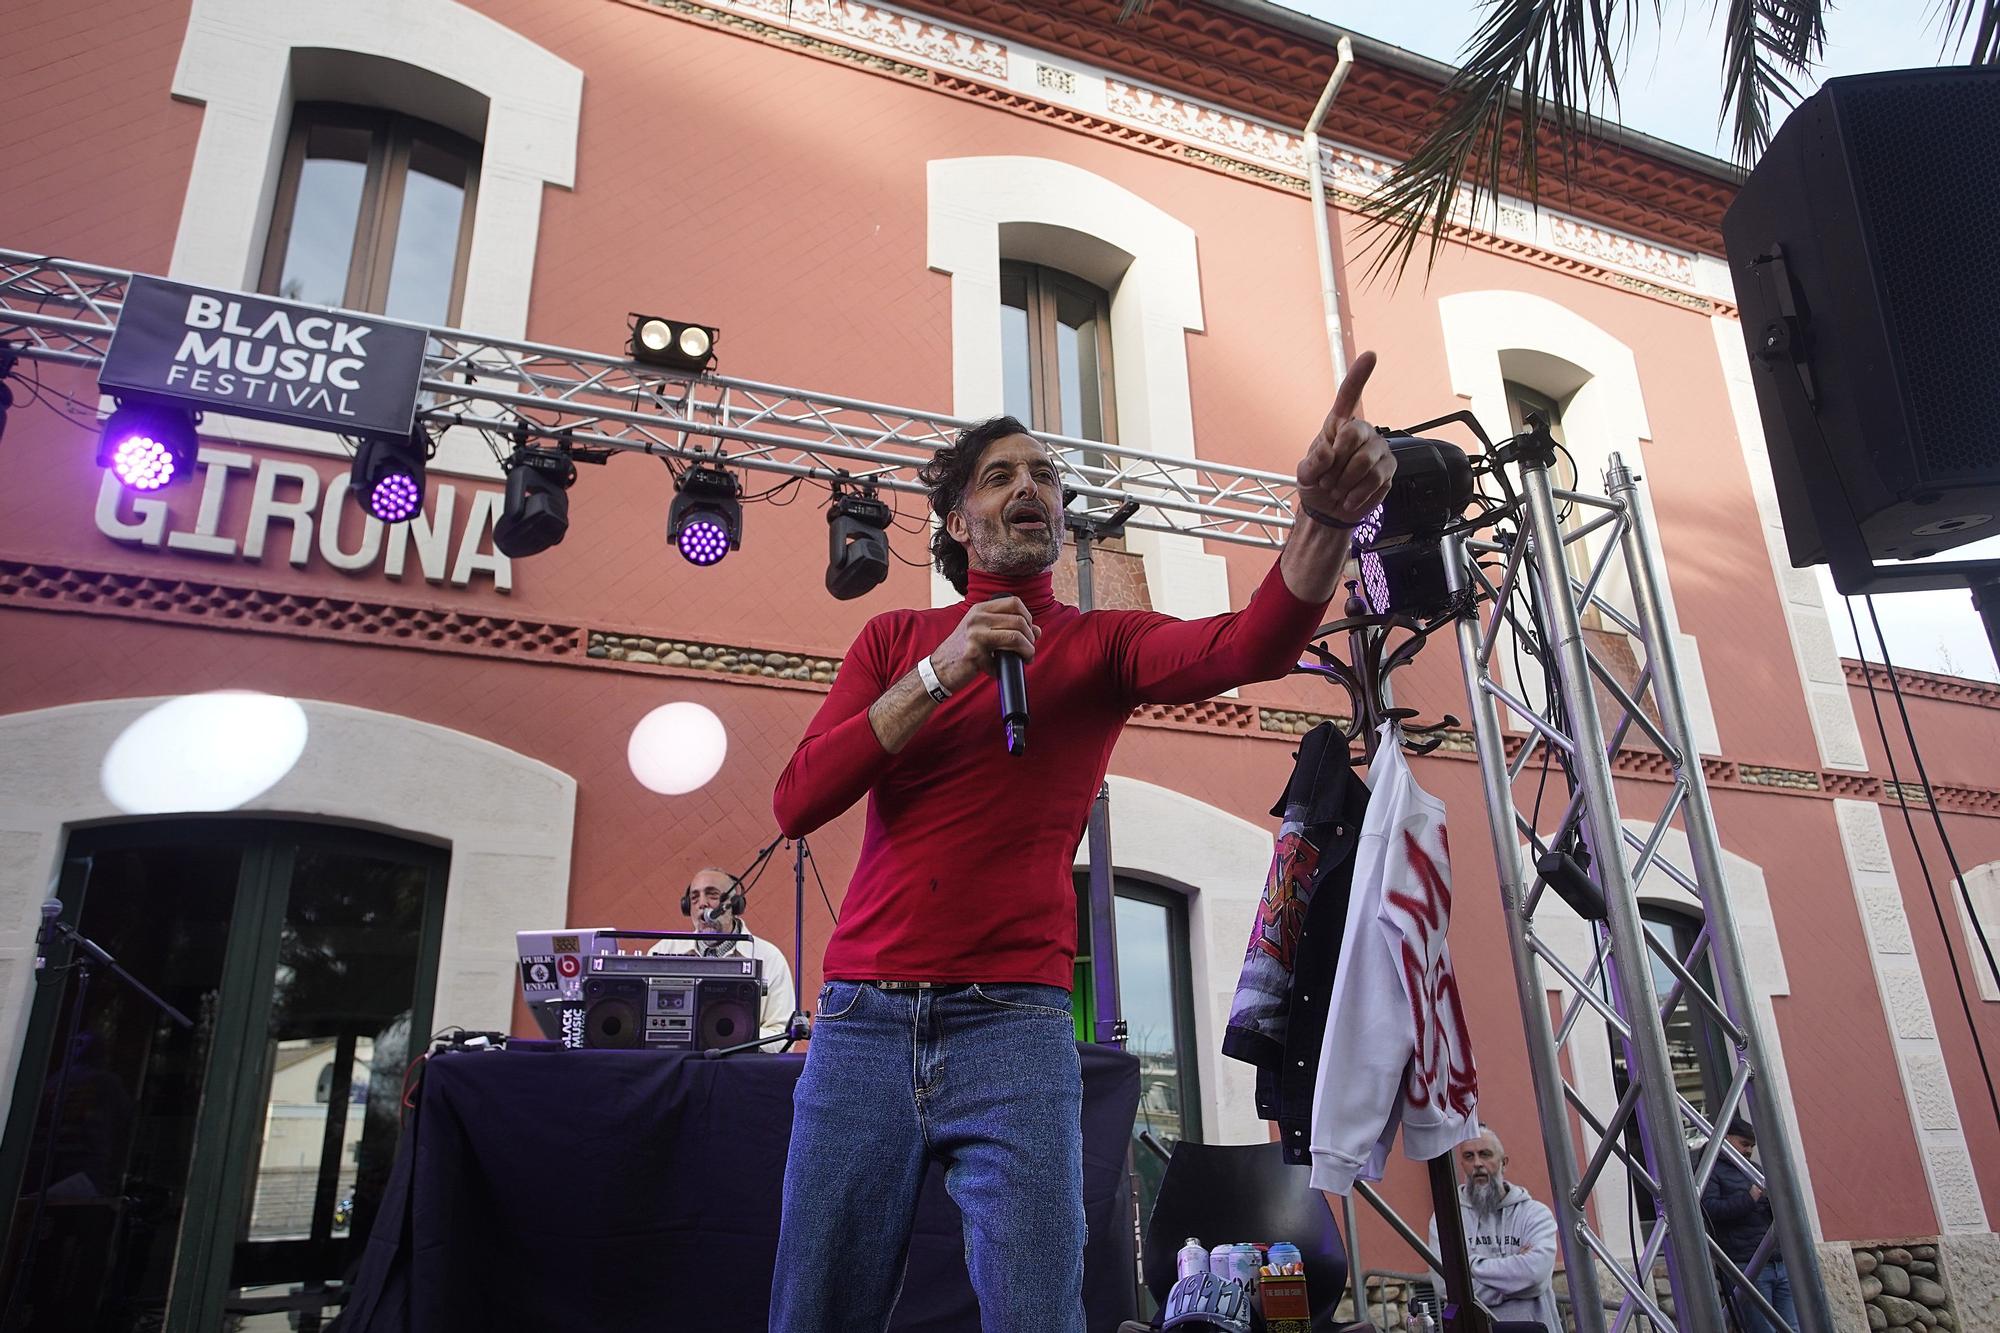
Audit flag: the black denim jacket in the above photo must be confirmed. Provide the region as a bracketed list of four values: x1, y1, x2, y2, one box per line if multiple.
[1220, 722, 1371, 1165]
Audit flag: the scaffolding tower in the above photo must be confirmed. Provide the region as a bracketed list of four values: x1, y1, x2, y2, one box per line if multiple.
[1443, 445, 1834, 1333]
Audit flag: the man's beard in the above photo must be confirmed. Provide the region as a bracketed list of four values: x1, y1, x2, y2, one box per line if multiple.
[964, 508, 1060, 576]
[1467, 1177, 1508, 1214]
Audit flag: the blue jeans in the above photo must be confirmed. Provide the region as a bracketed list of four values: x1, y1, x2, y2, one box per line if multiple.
[1738, 1258, 1795, 1333]
[768, 981, 1085, 1333]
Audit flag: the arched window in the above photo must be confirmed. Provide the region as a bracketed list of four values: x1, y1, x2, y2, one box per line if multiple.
[1073, 874, 1201, 1255]
[1604, 904, 1734, 1225]
[259, 103, 481, 326]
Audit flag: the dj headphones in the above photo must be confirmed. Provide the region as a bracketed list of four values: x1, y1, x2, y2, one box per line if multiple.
[680, 869, 747, 919]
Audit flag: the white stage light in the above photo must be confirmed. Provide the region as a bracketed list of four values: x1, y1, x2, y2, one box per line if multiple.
[102, 692, 310, 814]
[627, 701, 728, 795]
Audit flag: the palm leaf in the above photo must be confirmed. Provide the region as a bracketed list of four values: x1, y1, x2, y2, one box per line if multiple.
[1352, 0, 1637, 283]
[1717, 0, 1825, 165]
[1938, 0, 2000, 61]
[1108, 0, 1994, 280]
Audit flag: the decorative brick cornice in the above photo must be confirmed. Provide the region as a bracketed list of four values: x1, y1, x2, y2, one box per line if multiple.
[10, 557, 2000, 819]
[637, 0, 1733, 308]
[886, 0, 1736, 251]
[1843, 658, 2000, 709]
[0, 559, 583, 659]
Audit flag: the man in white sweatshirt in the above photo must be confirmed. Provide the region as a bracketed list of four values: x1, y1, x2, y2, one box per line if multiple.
[1426, 1127, 1562, 1331]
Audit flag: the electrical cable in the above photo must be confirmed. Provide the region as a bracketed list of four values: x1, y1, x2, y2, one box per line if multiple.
[731, 831, 788, 906]
[803, 841, 840, 925]
[1845, 596, 2000, 1138]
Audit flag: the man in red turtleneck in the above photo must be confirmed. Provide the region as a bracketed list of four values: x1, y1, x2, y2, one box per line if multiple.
[767, 354, 1394, 1333]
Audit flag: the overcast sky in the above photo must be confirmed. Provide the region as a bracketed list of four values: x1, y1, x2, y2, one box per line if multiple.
[1278, 1, 1997, 681]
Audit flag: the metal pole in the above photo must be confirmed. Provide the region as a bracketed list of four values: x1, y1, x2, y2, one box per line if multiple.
[1341, 1191, 1363, 1310]
[1609, 457, 1834, 1333]
[1303, 35, 1355, 388]
[1519, 458, 1729, 1333]
[1444, 533, 1609, 1333]
[1074, 529, 1125, 1044]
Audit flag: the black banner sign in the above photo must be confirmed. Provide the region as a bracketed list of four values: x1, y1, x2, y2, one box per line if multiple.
[100, 274, 427, 438]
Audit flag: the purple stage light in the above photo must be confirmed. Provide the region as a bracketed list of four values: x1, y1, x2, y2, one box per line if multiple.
[98, 399, 198, 491]
[368, 470, 424, 523]
[677, 515, 732, 566]
[111, 435, 179, 490]
[350, 430, 429, 525]
[667, 463, 741, 566]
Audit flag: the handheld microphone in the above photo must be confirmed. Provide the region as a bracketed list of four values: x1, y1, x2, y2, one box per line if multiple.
[34, 899, 61, 971]
[996, 651, 1029, 755]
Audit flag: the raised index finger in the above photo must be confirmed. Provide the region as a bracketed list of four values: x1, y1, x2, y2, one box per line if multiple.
[1329, 349, 1378, 429]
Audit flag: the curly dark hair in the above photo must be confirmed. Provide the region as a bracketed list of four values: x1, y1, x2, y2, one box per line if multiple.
[920, 415, 1035, 594]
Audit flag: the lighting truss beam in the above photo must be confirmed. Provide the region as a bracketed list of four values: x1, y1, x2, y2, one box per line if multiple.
[0, 250, 1301, 549]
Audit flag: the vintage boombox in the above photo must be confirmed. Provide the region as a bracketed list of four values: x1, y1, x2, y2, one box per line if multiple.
[579, 954, 763, 1052]
[518, 931, 763, 1051]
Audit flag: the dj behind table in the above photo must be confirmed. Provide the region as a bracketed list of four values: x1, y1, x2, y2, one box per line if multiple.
[333, 929, 1142, 1332]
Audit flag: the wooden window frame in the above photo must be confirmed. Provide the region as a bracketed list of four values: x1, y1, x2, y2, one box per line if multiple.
[999, 260, 1118, 446]
[258, 102, 481, 325]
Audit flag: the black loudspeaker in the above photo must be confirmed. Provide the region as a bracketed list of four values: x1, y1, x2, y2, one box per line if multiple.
[582, 976, 644, 1049]
[698, 978, 761, 1050]
[1722, 66, 2000, 578]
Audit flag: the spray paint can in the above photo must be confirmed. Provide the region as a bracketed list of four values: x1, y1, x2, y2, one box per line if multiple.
[1208, 1242, 1242, 1281]
[1176, 1237, 1209, 1281]
[1267, 1241, 1303, 1273]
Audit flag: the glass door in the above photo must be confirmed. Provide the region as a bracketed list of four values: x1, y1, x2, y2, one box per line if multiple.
[212, 837, 445, 1330]
[0, 821, 447, 1333]
[0, 836, 246, 1333]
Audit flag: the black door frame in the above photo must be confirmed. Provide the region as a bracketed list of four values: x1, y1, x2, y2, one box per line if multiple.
[0, 817, 448, 1331]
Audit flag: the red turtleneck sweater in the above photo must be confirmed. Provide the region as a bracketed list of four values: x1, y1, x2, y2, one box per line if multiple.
[773, 562, 1331, 987]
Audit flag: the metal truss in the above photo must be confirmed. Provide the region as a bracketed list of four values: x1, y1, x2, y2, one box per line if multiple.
[4, 247, 1837, 1332]
[1444, 455, 1833, 1333]
[0, 249, 1301, 548]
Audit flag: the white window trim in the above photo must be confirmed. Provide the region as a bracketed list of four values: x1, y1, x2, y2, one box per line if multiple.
[1954, 862, 2000, 1002]
[1705, 300, 1869, 770]
[927, 156, 1230, 623]
[1832, 800, 1991, 1232]
[0, 697, 576, 1107]
[166, 0, 583, 480]
[1533, 820, 1822, 1257]
[1074, 775, 1273, 1147]
[1438, 290, 1723, 756]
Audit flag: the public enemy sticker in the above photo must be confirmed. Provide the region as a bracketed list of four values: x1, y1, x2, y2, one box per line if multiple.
[521, 956, 559, 991]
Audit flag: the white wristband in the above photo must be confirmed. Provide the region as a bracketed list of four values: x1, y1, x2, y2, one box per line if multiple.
[916, 654, 952, 703]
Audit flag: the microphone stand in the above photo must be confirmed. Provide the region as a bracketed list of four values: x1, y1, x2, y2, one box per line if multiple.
[3, 902, 193, 1333]
[703, 836, 813, 1058]
[1065, 496, 1139, 1046]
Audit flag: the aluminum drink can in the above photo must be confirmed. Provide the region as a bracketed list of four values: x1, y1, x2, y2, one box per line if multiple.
[1176, 1238, 1209, 1281]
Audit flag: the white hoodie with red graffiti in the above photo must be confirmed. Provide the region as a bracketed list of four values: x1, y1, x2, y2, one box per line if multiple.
[1308, 724, 1478, 1195]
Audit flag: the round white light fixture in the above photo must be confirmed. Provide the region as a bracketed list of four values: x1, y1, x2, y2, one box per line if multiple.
[627, 701, 728, 795]
[678, 325, 711, 359]
[101, 692, 310, 814]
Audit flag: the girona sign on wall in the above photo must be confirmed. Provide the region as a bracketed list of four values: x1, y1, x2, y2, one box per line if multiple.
[99, 275, 428, 437]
